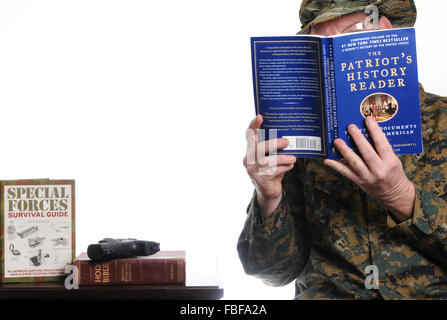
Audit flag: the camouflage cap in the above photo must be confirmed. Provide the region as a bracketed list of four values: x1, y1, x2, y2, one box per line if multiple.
[298, 0, 417, 34]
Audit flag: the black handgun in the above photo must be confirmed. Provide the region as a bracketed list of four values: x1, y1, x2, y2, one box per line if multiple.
[87, 238, 160, 262]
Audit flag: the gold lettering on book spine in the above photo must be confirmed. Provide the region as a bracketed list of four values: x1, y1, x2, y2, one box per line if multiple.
[178, 260, 185, 282]
[102, 263, 110, 283]
[94, 264, 101, 283]
[93, 262, 110, 283]
[120, 262, 132, 283]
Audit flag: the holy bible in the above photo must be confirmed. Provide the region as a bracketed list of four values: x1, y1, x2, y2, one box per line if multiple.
[73, 251, 186, 285]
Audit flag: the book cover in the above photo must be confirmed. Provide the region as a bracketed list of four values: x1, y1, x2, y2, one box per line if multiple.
[74, 251, 186, 285]
[0, 179, 75, 283]
[251, 28, 422, 159]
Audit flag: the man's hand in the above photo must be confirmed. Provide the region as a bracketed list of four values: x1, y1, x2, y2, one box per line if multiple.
[243, 115, 296, 218]
[324, 116, 415, 223]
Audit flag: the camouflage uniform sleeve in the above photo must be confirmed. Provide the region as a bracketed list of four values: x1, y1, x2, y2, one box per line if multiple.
[237, 165, 310, 287]
[411, 187, 447, 241]
[386, 185, 447, 246]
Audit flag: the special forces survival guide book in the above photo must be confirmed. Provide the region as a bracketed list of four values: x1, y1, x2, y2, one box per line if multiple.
[0, 179, 75, 283]
[251, 28, 422, 159]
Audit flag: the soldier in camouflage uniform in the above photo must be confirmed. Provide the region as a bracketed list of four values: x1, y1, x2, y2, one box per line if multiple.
[239, 0, 447, 299]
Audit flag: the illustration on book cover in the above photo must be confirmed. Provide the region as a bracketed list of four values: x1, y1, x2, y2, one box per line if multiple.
[2, 181, 75, 281]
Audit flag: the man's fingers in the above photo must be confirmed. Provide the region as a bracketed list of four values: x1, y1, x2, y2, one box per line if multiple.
[347, 124, 381, 169]
[246, 135, 290, 166]
[257, 154, 296, 168]
[246, 154, 295, 177]
[324, 159, 361, 185]
[248, 114, 263, 131]
[257, 138, 289, 155]
[333, 138, 370, 177]
[277, 155, 296, 166]
[248, 138, 289, 165]
[246, 115, 263, 146]
[273, 164, 295, 176]
[365, 116, 394, 159]
[258, 164, 295, 177]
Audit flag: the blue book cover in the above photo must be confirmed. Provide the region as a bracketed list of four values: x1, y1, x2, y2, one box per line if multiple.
[251, 28, 422, 159]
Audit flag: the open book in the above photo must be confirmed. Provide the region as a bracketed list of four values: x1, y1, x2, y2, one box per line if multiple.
[251, 28, 422, 159]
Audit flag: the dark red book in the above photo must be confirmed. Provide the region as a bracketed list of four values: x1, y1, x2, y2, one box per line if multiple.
[73, 251, 185, 285]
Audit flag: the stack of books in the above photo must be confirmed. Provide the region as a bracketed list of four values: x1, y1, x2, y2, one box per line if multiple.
[73, 251, 186, 285]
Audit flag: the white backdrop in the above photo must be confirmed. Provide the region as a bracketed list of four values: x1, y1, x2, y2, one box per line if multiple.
[0, 0, 444, 299]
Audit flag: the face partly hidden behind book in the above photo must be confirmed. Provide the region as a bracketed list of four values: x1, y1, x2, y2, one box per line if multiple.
[310, 11, 393, 37]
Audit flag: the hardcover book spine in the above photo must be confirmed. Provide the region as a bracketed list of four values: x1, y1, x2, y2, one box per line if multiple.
[321, 38, 332, 158]
[76, 257, 186, 285]
[326, 38, 339, 159]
